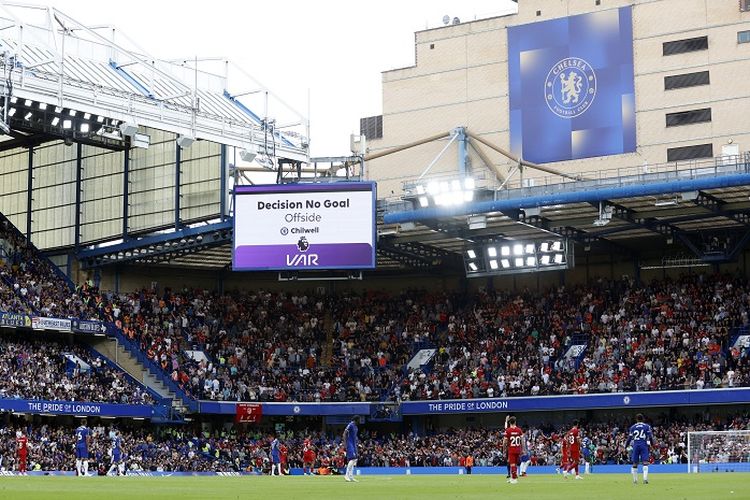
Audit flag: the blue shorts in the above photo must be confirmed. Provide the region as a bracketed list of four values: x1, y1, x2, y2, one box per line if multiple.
[113, 451, 122, 463]
[346, 448, 357, 461]
[520, 454, 529, 463]
[76, 447, 89, 459]
[272, 453, 280, 464]
[631, 445, 649, 464]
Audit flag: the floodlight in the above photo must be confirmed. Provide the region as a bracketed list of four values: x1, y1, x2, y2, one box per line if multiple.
[487, 247, 497, 258]
[540, 242, 550, 252]
[501, 259, 510, 268]
[63, 119, 72, 129]
[80, 123, 90, 133]
[23, 112, 32, 120]
[541, 255, 551, 265]
[551, 241, 562, 252]
[489, 260, 499, 270]
[513, 244, 524, 256]
[418, 197, 428, 208]
[501, 246, 510, 256]
[24, 99, 32, 106]
[466, 250, 477, 259]
[464, 177, 475, 190]
[554, 254, 564, 264]
[526, 256, 536, 266]
[468, 262, 478, 271]
[83, 113, 91, 120]
[514, 257, 524, 267]
[525, 244, 535, 254]
[416, 185, 426, 195]
[176, 135, 195, 148]
[68, 109, 77, 116]
[38, 103, 47, 110]
[8, 108, 16, 117]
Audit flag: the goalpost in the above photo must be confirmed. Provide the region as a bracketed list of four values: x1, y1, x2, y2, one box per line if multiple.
[687, 430, 750, 473]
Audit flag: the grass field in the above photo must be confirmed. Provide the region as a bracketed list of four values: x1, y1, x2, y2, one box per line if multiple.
[1, 473, 749, 499]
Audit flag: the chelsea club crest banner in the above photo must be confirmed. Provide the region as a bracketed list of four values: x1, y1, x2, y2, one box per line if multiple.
[508, 7, 636, 164]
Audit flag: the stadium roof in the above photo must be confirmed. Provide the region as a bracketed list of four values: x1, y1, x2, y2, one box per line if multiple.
[0, 2, 308, 161]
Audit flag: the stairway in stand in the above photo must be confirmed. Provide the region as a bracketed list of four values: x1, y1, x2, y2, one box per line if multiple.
[321, 310, 334, 368]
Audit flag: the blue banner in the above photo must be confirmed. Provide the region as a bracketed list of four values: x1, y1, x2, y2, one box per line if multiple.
[400, 388, 750, 415]
[0, 311, 30, 328]
[71, 319, 106, 334]
[200, 401, 371, 416]
[508, 7, 636, 163]
[0, 398, 154, 418]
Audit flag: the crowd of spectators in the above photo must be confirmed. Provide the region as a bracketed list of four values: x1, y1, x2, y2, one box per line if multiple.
[3, 213, 750, 405]
[0, 413, 748, 473]
[0, 335, 155, 404]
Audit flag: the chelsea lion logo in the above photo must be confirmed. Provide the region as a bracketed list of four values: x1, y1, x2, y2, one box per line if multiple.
[544, 57, 597, 119]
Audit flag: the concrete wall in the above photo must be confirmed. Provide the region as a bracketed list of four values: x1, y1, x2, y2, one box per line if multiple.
[367, 0, 750, 196]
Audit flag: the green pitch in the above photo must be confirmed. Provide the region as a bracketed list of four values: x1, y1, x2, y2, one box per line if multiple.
[1, 473, 749, 499]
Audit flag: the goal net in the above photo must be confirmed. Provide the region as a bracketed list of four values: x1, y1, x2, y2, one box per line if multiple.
[687, 430, 750, 473]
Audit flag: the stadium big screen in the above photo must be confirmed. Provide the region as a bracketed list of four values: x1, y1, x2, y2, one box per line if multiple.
[232, 182, 376, 271]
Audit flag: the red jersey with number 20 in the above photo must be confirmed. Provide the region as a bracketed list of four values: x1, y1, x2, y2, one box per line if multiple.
[504, 426, 524, 453]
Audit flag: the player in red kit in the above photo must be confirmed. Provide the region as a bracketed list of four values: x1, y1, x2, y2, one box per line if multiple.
[302, 438, 316, 475]
[564, 420, 583, 480]
[16, 431, 28, 475]
[503, 415, 524, 484]
[280, 443, 289, 475]
[559, 434, 570, 475]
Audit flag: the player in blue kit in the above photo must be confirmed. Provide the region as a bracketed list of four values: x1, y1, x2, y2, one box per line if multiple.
[625, 413, 654, 484]
[582, 435, 595, 474]
[270, 434, 282, 476]
[343, 416, 360, 482]
[107, 430, 125, 476]
[75, 419, 91, 477]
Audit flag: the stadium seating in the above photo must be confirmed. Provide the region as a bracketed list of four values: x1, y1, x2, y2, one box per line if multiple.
[2, 215, 749, 404]
[0, 335, 155, 404]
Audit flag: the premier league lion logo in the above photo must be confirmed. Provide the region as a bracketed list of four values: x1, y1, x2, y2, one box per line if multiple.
[545, 57, 597, 118]
[297, 236, 310, 253]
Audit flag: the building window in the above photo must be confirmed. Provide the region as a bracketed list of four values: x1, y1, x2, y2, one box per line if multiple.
[739, 30, 750, 44]
[742, 0, 750, 12]
[666, 108, 712, 127]
[667, 143, 713, 162]
[663, 36, 708, 55]
[359, 115, 383, 140]
[664, 71, 710, 90]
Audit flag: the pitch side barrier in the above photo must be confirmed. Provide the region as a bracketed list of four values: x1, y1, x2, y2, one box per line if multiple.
[199, 387, 750, 417]
[4, 464, 744, 476]
[0, 398, 154, 418]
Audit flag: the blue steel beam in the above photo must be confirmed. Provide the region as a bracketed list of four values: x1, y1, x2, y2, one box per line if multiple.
[77, 219, 233, 260]
[26, 146, 33, 241]
[109, 60, 154, 98]
[384, 172, 750, 224]
[222, 90, 295, 148]
[175, 145, 182, 230]
[220, 144, 227, 222]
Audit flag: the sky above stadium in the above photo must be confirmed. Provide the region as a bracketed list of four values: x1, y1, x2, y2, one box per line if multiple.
[60, 0, 518, 157]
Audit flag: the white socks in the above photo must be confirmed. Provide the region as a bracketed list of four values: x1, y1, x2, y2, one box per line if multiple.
[76, 459, 81, 476]
[585, 462, 590, 474]
[643, 465, 648, 481]
[631, 467, 638, 483]
[345, 459, 356, 480]
[82, 460, 89, 476]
